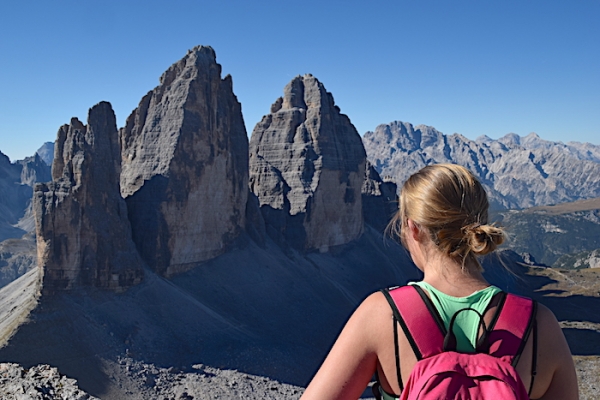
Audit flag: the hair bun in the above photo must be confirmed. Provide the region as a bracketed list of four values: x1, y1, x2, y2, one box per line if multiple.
[464, 223, 505, 256]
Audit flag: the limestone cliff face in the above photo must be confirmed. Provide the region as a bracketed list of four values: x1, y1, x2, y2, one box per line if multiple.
[34, 102, 143, 293]
[249, 74, 366, 251]
[119, 46, 248, 276]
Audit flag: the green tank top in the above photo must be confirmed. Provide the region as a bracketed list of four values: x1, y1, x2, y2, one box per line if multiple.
[410, 282, 502, 352]
[379, 283, 502, 400]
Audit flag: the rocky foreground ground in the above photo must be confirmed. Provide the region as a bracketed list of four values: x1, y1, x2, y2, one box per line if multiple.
[2, 355, 599, 399]
[0, 360, 305, 400]
[0, 363, 98, 400]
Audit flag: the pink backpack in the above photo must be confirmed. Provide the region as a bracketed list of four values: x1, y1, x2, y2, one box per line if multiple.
[379, 286, 538, 400]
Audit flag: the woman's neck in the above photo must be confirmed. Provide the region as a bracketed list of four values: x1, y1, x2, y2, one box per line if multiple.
[420, 254, 490, 297]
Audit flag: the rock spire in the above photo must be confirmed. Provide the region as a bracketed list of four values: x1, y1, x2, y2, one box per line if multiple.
[34, 102, 144, 293]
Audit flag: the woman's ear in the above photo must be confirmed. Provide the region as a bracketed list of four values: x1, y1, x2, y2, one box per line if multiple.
[406, 219, 422, 242]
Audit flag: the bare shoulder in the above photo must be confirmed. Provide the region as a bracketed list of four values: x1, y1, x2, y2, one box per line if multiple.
[535, 303, 572, 366]
[350, 291, 392, 329]
[536, 303, 566, 345]
[536, 302, 558, 326]
[531, 302, 579, 399]
[360, 290, 390, 312]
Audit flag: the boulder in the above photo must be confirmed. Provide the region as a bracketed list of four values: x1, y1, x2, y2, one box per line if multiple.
[119, 46, 248, 276]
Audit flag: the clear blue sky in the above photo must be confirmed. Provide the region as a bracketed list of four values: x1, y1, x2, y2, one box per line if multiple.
[0, 0, 598, 161]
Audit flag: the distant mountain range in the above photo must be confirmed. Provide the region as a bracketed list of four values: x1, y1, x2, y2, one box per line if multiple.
[362, 121, 600, 210]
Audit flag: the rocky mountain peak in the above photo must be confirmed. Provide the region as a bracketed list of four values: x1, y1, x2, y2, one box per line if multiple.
[498, 132, 521, 147]
[520, 132, 550, 149]
[281, 75, 308, 110]
[120, 46, 248, 276]
[159, 45, 218, 88]
[35, 142, 55, 166]
[475, 135, 493, 143]
[249, 74, 367, 251]
[0, 150, 11, 170]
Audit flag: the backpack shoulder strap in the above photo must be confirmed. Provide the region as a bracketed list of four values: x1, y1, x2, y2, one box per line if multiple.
[382, 285, 445, 360]
[487, 292, 537, 367]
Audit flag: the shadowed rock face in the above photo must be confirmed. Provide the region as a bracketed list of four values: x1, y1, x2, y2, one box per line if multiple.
[249, 74, 366, 251]
[119, 46, 249, 276]
[362, 161, 398, 233]
[34, 102, 143, 293]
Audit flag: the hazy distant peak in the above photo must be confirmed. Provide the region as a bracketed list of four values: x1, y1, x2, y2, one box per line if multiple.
[0, 149, 11, 165]
[449, 132, 471, 143]
[475, 135, 493, 143]
[35, 142, 54, 166]
[498, 132, 521, 146]
[521, 132, 550, 147]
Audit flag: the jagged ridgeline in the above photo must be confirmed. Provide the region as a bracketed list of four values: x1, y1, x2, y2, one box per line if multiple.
[363, 122, 600, 210]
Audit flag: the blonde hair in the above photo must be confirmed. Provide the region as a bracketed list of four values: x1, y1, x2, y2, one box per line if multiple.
[388, 164, 504, 270]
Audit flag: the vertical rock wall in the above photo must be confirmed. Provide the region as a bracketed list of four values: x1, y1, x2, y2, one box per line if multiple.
[34, 102, 143, 293]
[119, 46, 248, 276]
[249, 74, 366, 251]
